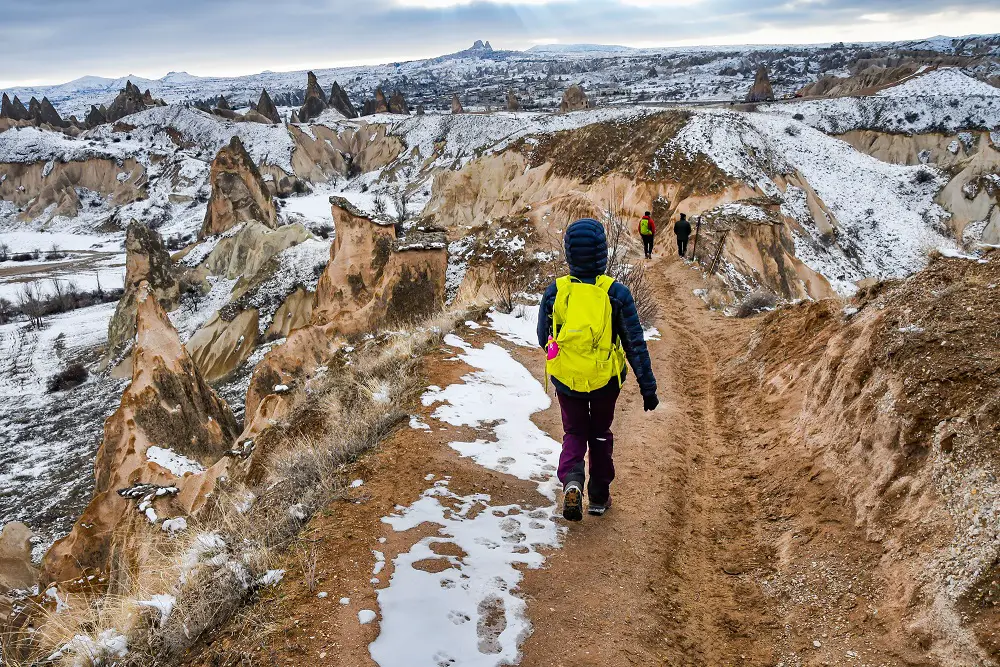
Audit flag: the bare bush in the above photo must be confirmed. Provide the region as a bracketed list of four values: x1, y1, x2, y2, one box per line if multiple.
[299, 541, 319, 593]
[0, 242, 9, 262]
[489, 264, 530, 314]
[391, 188, 410, 234]
[18, 282, 45, 329]
[601, 195, 659, 328]
[47, 363, 88, 392]
[736, 290, 778, 317]
[372, 194, 388, 220]
[0, 298, 12, 325]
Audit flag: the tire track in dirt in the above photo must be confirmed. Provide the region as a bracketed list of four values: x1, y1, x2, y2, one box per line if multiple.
[519, 256, 780, 666]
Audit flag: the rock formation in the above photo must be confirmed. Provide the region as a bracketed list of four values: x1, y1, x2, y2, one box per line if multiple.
[216, 95, 231, 111]
[298, 71, 328, 122]
[745, 65, 775, 103]
[311, 197, 446, 333]
[1, 93, 26, 121]
[38, 97, 67, 127]
[42, 283, 239, 586]
[105, 81, 164, 123]
[506, 89, 521, 112]
[106, 221, 179, 364]
[85, 104, 108, 128]
[0, 523, 37, 592]
[559, 84, 592, 112]
[201, 136, 277, 238]
[27, 97, 42, 123]
[256, 88, 280, 123]
[451, 93, 464, 114]
[388, 90, 410, 115]
[329, 81, 358, 119]
[416, 105, 426, 115]
[290, 109, 301, 124]
[369, 88, 390, 114]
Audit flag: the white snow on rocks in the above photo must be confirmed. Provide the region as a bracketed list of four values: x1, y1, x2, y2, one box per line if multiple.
[486, 306, 539, 349]
[145, 446, 205, 476]
[661, 109, 955, 293]
[875, 67, 1000, 98]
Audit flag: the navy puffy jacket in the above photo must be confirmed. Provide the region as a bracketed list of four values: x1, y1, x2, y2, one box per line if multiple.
[536, 218, 658, 398]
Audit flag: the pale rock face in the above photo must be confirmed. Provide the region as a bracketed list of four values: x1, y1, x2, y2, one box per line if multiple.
[200, 136, 277, 238]
[106, 220, 179, 364]
[42, 282, 239, 587]
[0, 523, 37, 592]
[559, 84, 591, 112]
[745, 65, 775, 103]
[451, 93, 465, 115]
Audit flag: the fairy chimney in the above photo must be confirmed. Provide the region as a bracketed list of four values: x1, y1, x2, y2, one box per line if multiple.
[745, 65, 775, 103]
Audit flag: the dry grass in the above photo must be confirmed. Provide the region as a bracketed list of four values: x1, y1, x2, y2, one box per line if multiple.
[17, 307, 476, 667]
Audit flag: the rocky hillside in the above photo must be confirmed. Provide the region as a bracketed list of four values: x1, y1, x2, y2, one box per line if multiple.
[2, 46, 1000, 666]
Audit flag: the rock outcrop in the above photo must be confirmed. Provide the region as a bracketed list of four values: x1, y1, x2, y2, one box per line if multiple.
[298, 71, 328, 123]
[451, 93, 464, 114]
[106, 221, 179, 365]
[105, 81, 164, 124]
[27, 97, 42, 123]
[311, 197, 446, 333]
[745, 65, 775, 103]
[37, 97, 67, 127]
[85, 104, 108, 127]
[506, 89, 521, 112]
[256, 88, 280, 123]
[216, 95, 231, 111]
[1, 93, 27, 121]
[363, 88, 390, 115]
[0, 523, 37, 592]
[42, 283, 239, 586]
[201, 136, 277, 238]
[329, 81, 358, 119]
[388, 90, 410, 115]
[559, 84, 591, 112]
[416, 105, 426, 115]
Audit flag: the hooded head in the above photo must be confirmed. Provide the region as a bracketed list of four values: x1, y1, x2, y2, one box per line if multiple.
[563, 218, 608, 279]
[680, 212, 686, 219]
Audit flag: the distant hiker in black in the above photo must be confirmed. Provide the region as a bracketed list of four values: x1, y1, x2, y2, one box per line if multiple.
[638, 211, 655, 259]
[674, 213, 692, 258]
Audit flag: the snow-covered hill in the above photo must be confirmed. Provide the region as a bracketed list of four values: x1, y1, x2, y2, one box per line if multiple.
[5, 34, 999, 120]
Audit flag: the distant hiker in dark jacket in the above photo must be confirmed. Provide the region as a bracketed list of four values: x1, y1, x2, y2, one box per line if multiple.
[639, 211, 655, 259]
[674, 213, 692, 258]
[537, 218, 658, 522]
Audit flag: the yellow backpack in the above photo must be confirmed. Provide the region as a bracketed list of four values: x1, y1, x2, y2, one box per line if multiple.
[546, 275, 627, 393]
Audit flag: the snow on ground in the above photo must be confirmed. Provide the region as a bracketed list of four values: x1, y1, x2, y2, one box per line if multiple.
[486, 306, 538, 349]
[0, 231, 120, 254]
[422, 334, 559, 494]
[661, 109, 955, 293]
[762, 68, 1000, 135]
[145, 446, 206, 476]
[370, 327, 562, 666]
[0, 301, 127, 558]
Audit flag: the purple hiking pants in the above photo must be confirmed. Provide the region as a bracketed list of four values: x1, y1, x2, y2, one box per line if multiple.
[556, 383, 621, 505]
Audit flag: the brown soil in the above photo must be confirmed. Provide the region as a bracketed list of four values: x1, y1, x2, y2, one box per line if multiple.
[186, 251, 992, 667]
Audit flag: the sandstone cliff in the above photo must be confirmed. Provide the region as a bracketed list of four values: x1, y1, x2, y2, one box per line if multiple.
[42, 283, 239, 586]
[106, 221, 179, 365]
[200, 136, 277, 238]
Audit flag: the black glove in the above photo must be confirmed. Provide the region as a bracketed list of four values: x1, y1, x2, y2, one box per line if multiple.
[643, 394, 659, 412]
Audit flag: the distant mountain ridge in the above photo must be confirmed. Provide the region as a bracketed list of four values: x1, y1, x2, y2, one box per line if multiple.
[3, 34, 998, 118]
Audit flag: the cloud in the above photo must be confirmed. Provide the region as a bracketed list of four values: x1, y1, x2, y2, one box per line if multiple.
[1, 0, 999, 86]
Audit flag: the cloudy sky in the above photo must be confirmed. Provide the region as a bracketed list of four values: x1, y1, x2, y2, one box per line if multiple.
[2, 0, 1000, 87]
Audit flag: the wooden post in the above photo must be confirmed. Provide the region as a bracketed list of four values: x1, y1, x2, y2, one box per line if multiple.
[691, 216, 702, 262]
[708, 229, 729, 276]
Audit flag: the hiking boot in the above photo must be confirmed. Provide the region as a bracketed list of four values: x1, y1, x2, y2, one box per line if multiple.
[588, 497, 612, 516]
[562, 482, 584, 522]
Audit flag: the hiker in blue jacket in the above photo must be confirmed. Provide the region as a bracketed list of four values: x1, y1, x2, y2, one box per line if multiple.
[537, 218, 658, 521]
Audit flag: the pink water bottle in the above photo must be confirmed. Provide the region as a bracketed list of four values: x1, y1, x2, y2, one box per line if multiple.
[546, 336, 559, 360]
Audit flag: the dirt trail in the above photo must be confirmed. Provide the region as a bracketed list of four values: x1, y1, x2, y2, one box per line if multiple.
[193, 254, 930, 667]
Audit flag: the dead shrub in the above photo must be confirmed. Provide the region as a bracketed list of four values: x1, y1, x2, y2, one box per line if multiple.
[47, 363, 88, 392]
[736, 290, 778, 317]
[489, 264, 530, 314]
